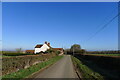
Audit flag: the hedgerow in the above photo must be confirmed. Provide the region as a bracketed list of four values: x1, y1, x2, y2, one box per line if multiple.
[2, 53, 56, 75]
[2, 55, 63, 80]
[71, 56, 104, 80]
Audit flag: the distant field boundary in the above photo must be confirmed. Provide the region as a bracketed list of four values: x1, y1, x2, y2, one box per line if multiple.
[82, 54, 120, 58]
[2, 54, 48, 58]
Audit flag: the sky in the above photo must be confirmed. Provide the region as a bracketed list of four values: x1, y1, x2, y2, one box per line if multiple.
[2, 0, 120, 2]
[2, 2, 118, 51]
[0, 2, 2, 51]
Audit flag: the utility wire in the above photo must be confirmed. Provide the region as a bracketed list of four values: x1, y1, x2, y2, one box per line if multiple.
[86, 12, 120, 42]
[94, 7, 118, 30]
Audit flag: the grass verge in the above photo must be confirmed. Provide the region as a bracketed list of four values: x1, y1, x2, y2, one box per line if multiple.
[2, 55, 63, 80]
[71, 56, 104, 80]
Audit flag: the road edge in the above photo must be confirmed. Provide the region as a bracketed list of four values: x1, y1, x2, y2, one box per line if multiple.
[23, 55, 64, 79]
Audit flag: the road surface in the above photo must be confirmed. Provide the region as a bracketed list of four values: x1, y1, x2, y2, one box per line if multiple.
[33, 55, 78, 79]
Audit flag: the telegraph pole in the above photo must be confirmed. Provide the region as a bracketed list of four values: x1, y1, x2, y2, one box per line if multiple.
[63, 46, 67, 55]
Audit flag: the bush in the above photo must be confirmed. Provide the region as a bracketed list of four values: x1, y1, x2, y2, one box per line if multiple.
[74, 49, 86, 54]
[65, 49, 86, 55]
[44, 48, 55, 54]
[55, 51, 61, 56]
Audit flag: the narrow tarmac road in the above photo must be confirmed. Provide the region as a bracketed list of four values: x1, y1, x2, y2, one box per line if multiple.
[33, 55, 78, 79]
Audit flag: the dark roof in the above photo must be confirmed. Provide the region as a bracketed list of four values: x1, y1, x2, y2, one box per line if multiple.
[35, 45, 43, 48]
[47, 44, 51, 48]
[26, 50, 34, 53]
[53, 48, 63, 50]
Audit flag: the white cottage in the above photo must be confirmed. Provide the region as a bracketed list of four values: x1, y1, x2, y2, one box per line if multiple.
[34, 42, 51, 54]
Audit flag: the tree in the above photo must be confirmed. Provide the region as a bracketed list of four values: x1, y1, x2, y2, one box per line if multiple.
[70, 44, 81, 53]
[16, 48, 22, 53]
[78, 49, 86, 54]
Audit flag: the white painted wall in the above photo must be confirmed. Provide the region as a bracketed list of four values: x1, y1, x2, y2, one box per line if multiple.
[34, 44, 50, 54]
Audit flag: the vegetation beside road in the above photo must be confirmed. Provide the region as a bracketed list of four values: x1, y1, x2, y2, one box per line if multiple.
[2, 53, 56, 75]
[2, 55, 63, 80]
[2, 48, 63, 76]
[71, 56, 104, 80]
[74, 54, 120, 79]
[67, 44, 120, 79]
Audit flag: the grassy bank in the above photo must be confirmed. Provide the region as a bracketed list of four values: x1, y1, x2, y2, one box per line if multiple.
[71, 56, 104, 80]
[2, 55, 63, 80]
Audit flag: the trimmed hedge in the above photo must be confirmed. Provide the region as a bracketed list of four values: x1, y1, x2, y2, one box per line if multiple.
[75, 54, 120, 70]
[71, 56, 104, 80]
[86, 51, 120, 54]
[74, 54, 120, 79]
[2, 56, 63, 80]
[2, 53, 56, 76]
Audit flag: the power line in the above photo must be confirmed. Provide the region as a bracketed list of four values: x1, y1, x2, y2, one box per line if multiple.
[86, 12, 120, 42]
[94, 7, 118, 30]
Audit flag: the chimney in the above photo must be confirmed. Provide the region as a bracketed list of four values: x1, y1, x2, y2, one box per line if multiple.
[48, 42, 50, 46]
[45, 41, 47, 44]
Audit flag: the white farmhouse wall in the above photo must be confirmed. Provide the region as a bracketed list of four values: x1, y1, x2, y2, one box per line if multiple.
[34, 44, 50, 54]
[34, 48, 41, 53]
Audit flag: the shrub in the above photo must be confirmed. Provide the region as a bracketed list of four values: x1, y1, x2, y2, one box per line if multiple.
[55, 51, 61, 56]
[44, 48, 55, 54]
